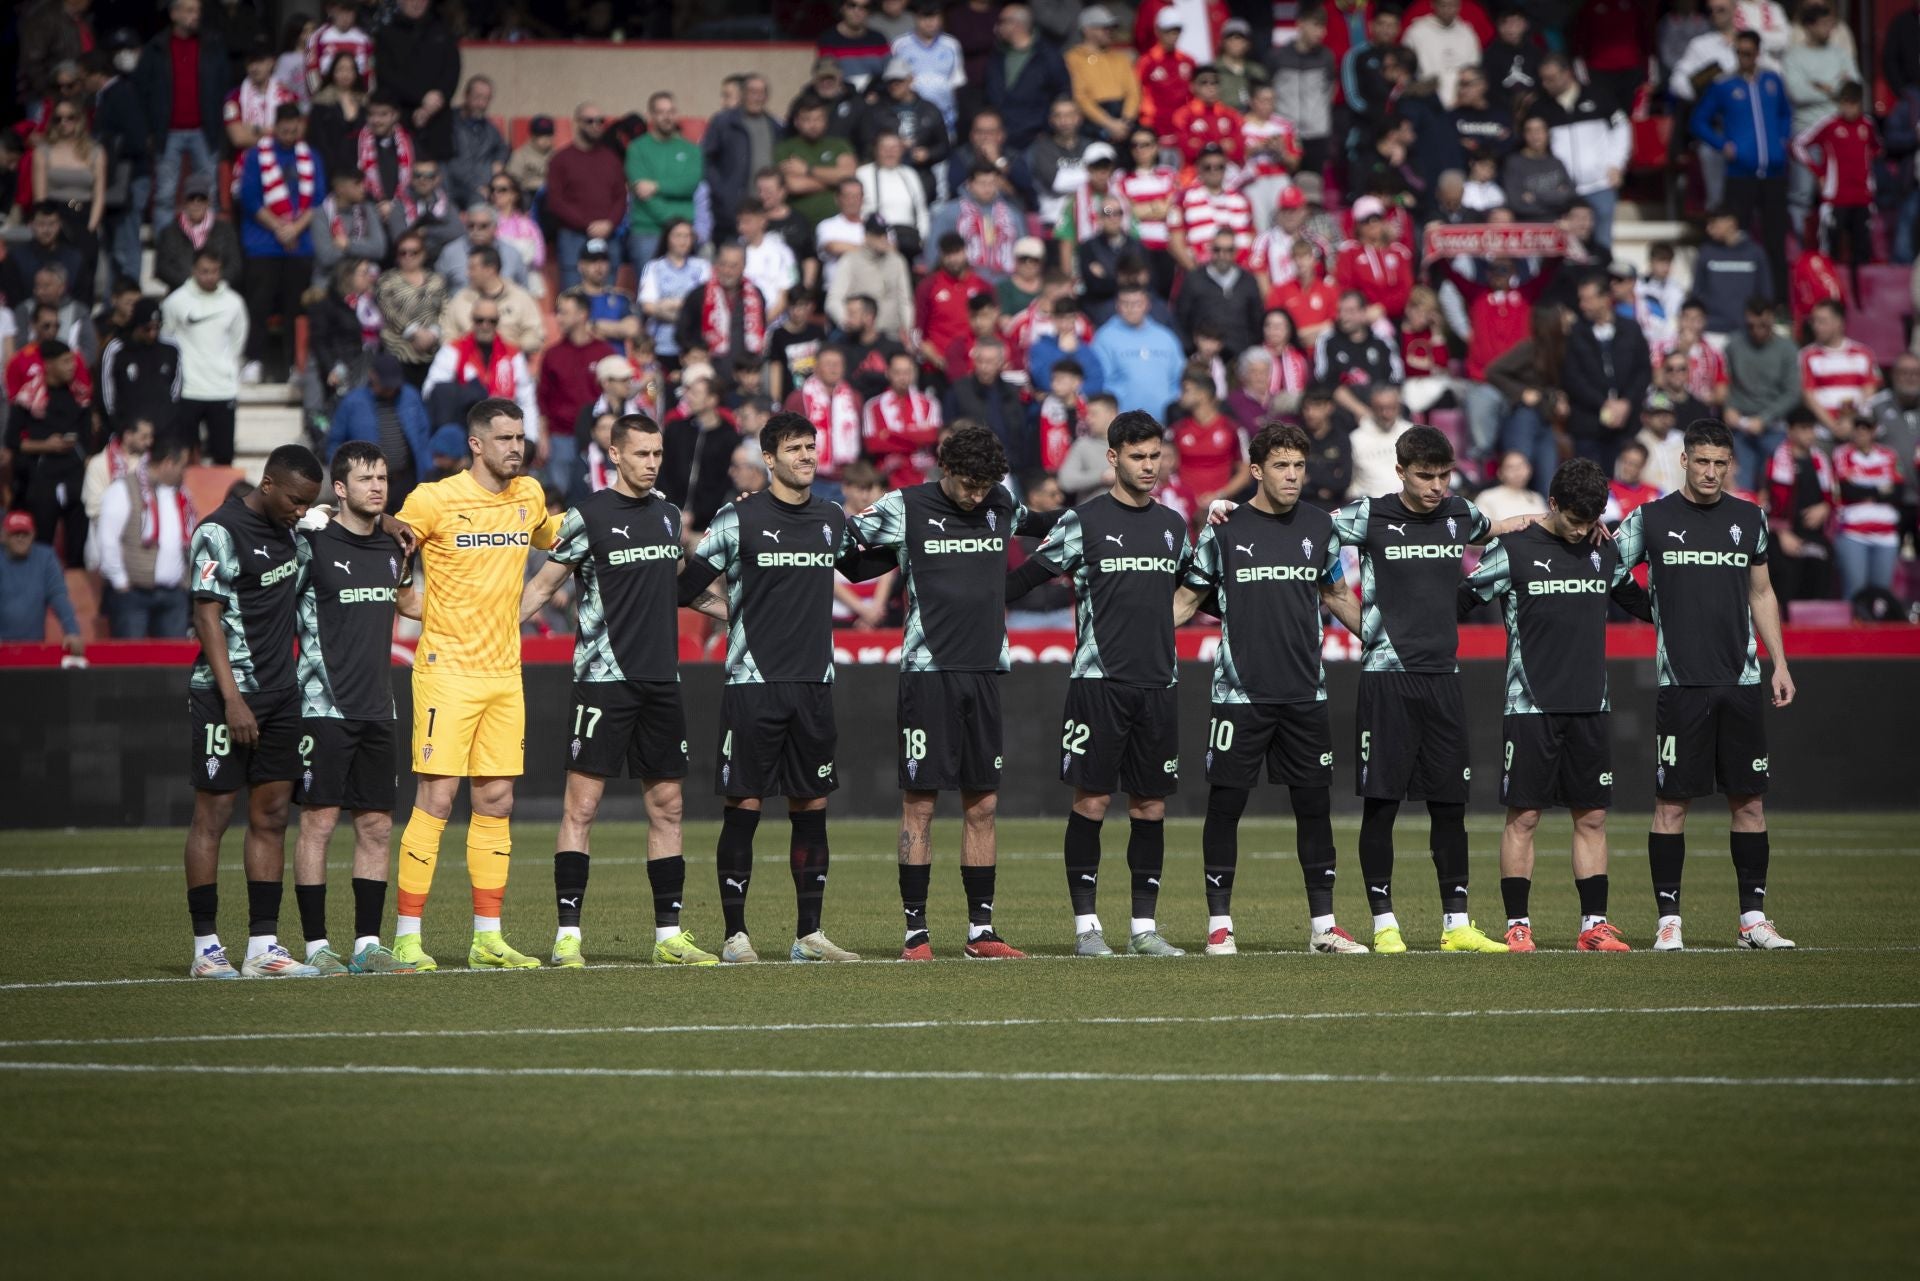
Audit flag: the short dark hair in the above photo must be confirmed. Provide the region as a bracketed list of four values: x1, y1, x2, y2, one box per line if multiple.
[1618, 437, 1649, 460]
[331, 440, 387, 487]
[1051, 357, 1085, 380]
[1734, 30, 1761, 48]
[1107, 409, 1163, 451]
[1680, 295, 1707, 315]
[192, 247, 225, 268]
[1683, 419, 1735, 453]
[936, 423, 1010, 485]
[1395, 424, 1455, 469]
[1547, 457, 1609, 521]
[274, 102, 302, 124]
[467, 396, 524, 435]
[1249, 421, 1310, 467]
[1088, 392, 1119, 412]
[265, 443, 324, 485]
[937, 231, 966, 255]
[1812, 298, 1847, 322]
[1786, 405, 1820, 429]
[760, 409, 817, 456]
[469, 245, 502, 273]
[1743, 295, 1775, 318]
[610, 413, 662, 445]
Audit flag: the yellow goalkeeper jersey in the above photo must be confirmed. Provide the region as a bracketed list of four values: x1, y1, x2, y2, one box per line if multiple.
[398, 470, 560, 678]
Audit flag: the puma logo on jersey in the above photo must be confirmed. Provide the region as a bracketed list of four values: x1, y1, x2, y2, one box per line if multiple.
[1532, 559, 1552, 572]
[1666, 530, 1687, 543]
[927, 517, 948, 531]
[761, 529, 783, 543]
[252, 546, 270, 558]
[611, 525, 630, 538]
[1234, 543, 1256, 555]
[333, 561, 352, 574]
[1104, 534, 1125, 547]
[1386, 522, 1407, 535]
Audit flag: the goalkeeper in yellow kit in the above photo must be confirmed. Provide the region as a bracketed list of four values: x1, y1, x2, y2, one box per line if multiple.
[388, 397, 560, 970]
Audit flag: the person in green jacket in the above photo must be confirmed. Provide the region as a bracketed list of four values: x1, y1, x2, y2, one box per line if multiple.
[625, 91, 706, 267]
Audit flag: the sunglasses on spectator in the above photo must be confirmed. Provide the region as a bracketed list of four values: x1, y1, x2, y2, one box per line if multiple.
[414, 169, 439, 180]
[473, 314, 500, 324]
[580, 114, 607, 125]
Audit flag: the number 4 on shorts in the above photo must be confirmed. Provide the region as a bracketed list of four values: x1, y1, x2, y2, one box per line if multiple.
[1657, 735, 1677, 766]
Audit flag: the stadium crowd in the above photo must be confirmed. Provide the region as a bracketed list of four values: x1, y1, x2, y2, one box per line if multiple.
[6, 0, 1920, 650]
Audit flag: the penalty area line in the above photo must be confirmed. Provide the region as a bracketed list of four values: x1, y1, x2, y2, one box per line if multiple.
[0, 1060, 1910, 1088]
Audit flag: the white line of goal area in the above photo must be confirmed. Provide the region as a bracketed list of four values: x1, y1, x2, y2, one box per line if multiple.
[5, 845, 1917, 877]
[0, 1060, 1910, 1089]
[4, 948, 1920, 992]
[1, 1000, 1914, 1051]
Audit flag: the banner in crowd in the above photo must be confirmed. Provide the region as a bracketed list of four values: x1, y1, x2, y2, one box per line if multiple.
[1422, 223, 1570, 261]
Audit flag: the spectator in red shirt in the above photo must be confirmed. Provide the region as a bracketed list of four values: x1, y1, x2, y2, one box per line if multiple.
[862, 350, 943, 486]
[1169, 64, 1244, 166]
[545, 102, 630, 289]
[1136, 11, 1196, 143]
[942, 292, 1005, 380]
[1792, 83, 1881, 294]
[1268, 237, 1339, 346]
[1169, 366, 1249, 516]
[536, 289, 614, 479]
[1333, 196, 1413, 326]
[1571, 0, 1649, 110]
[137, 0, 230, 228]
[913, 232, 994, 376]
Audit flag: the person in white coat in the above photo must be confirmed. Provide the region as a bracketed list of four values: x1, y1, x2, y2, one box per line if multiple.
[159, 248, 249, 464]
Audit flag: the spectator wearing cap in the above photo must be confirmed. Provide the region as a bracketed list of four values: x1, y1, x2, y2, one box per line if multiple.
[1334, 196, 1414, 327]
[572, 354, 650, 443]
[1134, 0, 1228, 64]
[890, 0, 968, 134]
[856, 132, 933, 257]
[1213, 20, 1270, 112]
[829, 216, 917, 338]
[575, 239, 640, 348]
[624, 91, 706, 270]
[1176, 227, 1264, 356]
[1170, 62, 1245, 168]
[1067, 5, 1140, 145]
[818, 0, 894, 93]
[797, 62, 865, 149]
[428, 423, 470, 478]
[160, 248, 247, 463]
[987, 5, 1072, 151]
[914, 233, 995, 375]
[1, 203, 90, 311]
[547, 101, 631, 289]
[997, 236, 1050, 313]
[136, 0, 231, 229]
[1403, 0, 1484, 109]
[372, 0, 461, 162]
[506, 114, 557, 195]
[331, 352, 434, 507]
[1028, 98, 1094, 229]
[1137, 9, 1198, 144]
[929, 163, 1025, 281]
[96, 437, 195, 638]
[857, 60, 951, 204]
[435, 201, 528, 291]
[0, 510, 84, 650]
[447, 75, 508, 209]
[1174, 143, 1253, 271]
[1270, 4, 1335, 177]
[99, 299, 180, 436]
[1054, 142, 1121, 266]
[441, 245, 544, 355]
[312, 167, 391, 287]
[702, 75, 783, 243]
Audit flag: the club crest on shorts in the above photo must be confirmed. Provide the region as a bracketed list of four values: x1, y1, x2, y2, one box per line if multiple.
[1730, 523, 1743, 546]
[302, 768, 313, 792]
[822, 523, 833, 546]
[1447, 516, 1458, 539]
[906, 758, 919, 781]
[1657, 764, 1666, 787]
[204, 756, 219, 779]
[570, 737, 582, 760]
[986, 510, 997, 531]
[1061, 752, 1072, 776]
[421, 744, 433, 762]
[1591, 550, 1602, 572]
[1205, 748, 1214, 771]
[721, 762, 731, 786]
[1163, 528, 1175, 552]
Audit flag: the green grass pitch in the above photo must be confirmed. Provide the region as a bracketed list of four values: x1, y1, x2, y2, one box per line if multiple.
[2, 812, 1916, 1276]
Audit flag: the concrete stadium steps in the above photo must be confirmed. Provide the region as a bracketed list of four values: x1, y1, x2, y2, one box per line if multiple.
[234, 382, 305, 482]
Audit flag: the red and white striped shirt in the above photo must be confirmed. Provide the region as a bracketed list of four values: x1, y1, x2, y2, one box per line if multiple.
[1176, 183, 1254, 257]
[1832, 442, 1902, 543]
[306, 24, 375, 89]
[1650, 337, 1728, 404]
[1239, 113, 1299, 179]
[862, 388, 942, 487]
[1799, 338, 1881, 420]
[222, 78, 298, 135]
[1114, 167, 1179, 249]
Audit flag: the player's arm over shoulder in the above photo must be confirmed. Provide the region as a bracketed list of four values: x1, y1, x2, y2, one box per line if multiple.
[395, 477, 442, 541]
[1331, 496, 1370, 546]
[1459, 538, 1510, 616]
[518, 478, 563, 550]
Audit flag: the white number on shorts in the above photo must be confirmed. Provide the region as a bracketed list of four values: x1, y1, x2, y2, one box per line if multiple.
[573, 705, 603, 738]
[299, 734, 315, 767]
[1061, 719, 1091, 756]
[1360, 730, 1371, 763]
[204, 724, 231, 757]
[902, 728, 927, 760]
[1658, 735, 1678, 766]
[721, 730, 733, 759]
[1208, 717, 1234, 752]
[1503, 740, 1515, 771]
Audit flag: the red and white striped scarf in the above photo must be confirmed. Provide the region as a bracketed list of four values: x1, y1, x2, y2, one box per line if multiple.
[136, 461, 196, 549]
[957, 197, 1020, 277]
[255, 138, 317, 221]
[356, 124, 414, 202]
[1039, 393, 1085, 471]
[799, 375, 861, 477]
[1265, 343, 1310, 398]
[177, 207, 216, 250]
[346, 290, 382, 346]
[447, 334, 521, 399]
[698, 280, 767, 357]
[585, 442, 614, 493]
[1768, 441, 1834, 502]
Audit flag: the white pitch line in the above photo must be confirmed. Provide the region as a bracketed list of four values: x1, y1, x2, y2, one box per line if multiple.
[1, 1000, 1914, 1052]
[5, 945, 1920, 992]
[5, 847, 1917, 877]
[0, 1060, 1910, 1088]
